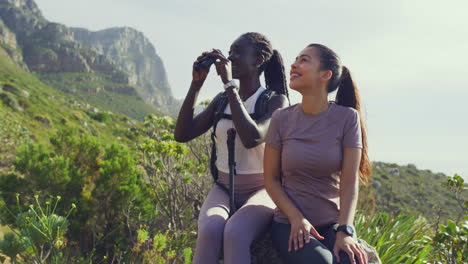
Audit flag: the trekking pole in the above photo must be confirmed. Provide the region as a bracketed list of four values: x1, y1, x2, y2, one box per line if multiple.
[227, 128, 237, 217]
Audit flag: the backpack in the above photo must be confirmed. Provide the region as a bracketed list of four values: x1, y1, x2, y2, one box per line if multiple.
[210, 89, 276, 192]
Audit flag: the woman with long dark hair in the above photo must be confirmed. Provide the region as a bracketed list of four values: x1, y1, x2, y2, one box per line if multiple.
[174, 32, 289, 264]
[264, 44, 371, 264]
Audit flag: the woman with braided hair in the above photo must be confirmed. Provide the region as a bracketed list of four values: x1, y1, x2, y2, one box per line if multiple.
[174, 32, 289, 263]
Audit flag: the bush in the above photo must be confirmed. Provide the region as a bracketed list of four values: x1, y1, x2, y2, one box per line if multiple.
[91, 112, 110, 123]
[431, 174, 468, 263]
[0, 195, 75, 263]
[133, 114, 212, 263]
[0, 92, 21, 111]
[0, 127, 155, 262]
[72, 111, 84, 120]
[34, 114, 52, 127]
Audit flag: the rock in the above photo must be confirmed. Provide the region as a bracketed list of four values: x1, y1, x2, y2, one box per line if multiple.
[247, 233, 382, 264]
[0, 0, 180, 115]
[21, 90, 30, 97]
[0, 17, 23, 64]
[71, 27, 180, 114]
[357, 239, 382, 264]
[250, 233, 284, 264]
[88, 107, 99, 113]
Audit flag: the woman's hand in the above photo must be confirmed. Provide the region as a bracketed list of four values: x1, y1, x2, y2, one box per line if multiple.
[203, 49, 232, 84]
[288, 214, 324, 252]
[333, 232, 367, 264]
[192, 52, 211, 84]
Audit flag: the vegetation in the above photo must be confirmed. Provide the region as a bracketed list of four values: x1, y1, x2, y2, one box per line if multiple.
[0, 40, 466, 263]
[37, 72, 162, 120]
[367, 162, 466, 222]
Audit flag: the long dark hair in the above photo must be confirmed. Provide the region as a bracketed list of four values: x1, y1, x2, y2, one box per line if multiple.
[240, 32, 289, 101]
[308, 43, 371, 184]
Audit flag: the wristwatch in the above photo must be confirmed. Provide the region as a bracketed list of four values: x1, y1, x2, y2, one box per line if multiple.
[336, 224, 355, 236]
[223, 80, 237, 90]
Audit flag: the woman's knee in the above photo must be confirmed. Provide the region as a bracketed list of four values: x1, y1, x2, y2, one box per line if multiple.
[223, 220, 249, 245]
[280, 247, 333, 264]
[198, 215, 226, 241]
[271, 223, 333, 264]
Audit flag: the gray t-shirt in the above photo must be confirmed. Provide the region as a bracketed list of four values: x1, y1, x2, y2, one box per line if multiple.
[265, 102, 362, 227]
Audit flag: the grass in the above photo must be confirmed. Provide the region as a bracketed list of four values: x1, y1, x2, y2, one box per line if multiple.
[0, 46, 148, 148]
[356, 212, 433, 264]
[36, 72, 164, 120]
[0, 225, 10, 239]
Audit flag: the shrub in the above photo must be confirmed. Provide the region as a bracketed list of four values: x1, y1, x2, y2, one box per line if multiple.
[0, 92, 21, 111]
[431, 174, 468, 263]
[0, 195, 75, 263]
[0, 127, 155, 262]
[34, 114, 52, 127]
[91, 112, 110, 123]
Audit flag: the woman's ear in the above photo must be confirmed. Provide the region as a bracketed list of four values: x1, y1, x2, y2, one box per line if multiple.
[320, 70, 333, 82]
[255, 55, 265, 68]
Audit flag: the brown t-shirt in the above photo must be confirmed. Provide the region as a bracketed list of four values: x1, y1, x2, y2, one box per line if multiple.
[265, 102, 362, 227]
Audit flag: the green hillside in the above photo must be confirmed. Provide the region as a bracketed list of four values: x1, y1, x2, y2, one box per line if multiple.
[0, 46, 147, 158]
[369, 162, 466, 222]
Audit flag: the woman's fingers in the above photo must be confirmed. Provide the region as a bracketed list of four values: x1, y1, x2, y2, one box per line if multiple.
[353, 243, 367, 264]
[293, 230, 299, 251]
[309, 226, 324, 240]
[205, 52, 229, 62]
[344, 247, 356, 264]
[289, 227, 304, 252]
[333, 247, 340, 263]
[303, 226, 311, 244]
[297, 229, 304, 249]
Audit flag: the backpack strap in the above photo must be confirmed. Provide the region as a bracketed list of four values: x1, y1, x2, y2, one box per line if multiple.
[251, 89, 276, 120]
[210, 89, 276, 189]
[210, 92, 229, 185]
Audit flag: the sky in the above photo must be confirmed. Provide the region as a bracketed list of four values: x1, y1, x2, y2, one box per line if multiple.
[34, 0, 468, 180]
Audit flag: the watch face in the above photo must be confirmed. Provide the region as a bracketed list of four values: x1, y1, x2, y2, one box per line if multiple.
[346, 226, 354, 235]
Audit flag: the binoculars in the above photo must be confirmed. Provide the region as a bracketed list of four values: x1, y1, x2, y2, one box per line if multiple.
[194, 55, 217, 72]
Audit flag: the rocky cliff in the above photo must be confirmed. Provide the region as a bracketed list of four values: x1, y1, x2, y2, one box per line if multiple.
[0, 17, 23, 64]
[0, 0, 178, 115]
[71, 27, 177, 113]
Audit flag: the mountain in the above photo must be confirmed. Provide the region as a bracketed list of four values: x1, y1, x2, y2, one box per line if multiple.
[0, 0, 178, 118]
[361, 162, 467, 223]
[71, 27, 178, 114]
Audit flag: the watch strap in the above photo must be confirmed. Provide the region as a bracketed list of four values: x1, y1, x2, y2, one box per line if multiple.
[224, 80, 237, 90]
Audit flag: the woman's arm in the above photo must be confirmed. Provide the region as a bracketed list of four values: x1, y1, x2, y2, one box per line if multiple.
[338, 147, 361, 226]
[334, 147, 367, 264]
[264, 144, 324, 252]
[226, 91, 288, 148]
[208, 50, 289, 148]
[174, 81, 221, 142]
[174, 54, 221, 142]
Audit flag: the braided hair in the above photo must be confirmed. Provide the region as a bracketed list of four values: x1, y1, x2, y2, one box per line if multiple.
[239, 32, 290, 102]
